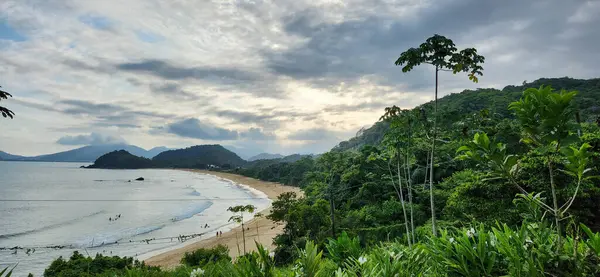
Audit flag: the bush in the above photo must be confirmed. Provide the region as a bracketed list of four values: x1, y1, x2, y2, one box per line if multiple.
[44, 251, 156, 277]
[180, 244, 231, 267]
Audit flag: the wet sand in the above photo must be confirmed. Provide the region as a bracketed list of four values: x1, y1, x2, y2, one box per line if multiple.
[144, 170, 302, 268]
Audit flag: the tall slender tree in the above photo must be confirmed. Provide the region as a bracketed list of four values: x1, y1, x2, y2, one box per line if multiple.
[0, 86, 15, 119]
[228, 204, 257, 254]
[395, 34, 484, 235]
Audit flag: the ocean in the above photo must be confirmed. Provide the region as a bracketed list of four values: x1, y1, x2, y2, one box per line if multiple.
[0, 161, 271, 276]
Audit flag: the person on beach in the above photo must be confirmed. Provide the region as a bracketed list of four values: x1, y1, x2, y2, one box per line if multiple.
[216, 231, 219, 237]
[219, 231, 222, 236]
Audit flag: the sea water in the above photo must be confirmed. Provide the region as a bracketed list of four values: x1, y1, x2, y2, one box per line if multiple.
[0, 161, 271, 276]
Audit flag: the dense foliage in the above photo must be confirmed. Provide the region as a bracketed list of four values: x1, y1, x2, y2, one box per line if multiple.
[41, 218, 600, 276]
[153, 145, 246, 168]
[235, 79, 600, 270]
[334, 77, 600, 152]
[236, 156, 315, 186]
[180, 245, 231, 267]
[43, 251, 160, 277]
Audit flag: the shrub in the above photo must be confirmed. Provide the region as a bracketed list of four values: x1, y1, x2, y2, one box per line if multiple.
[180, 244, 231, 267]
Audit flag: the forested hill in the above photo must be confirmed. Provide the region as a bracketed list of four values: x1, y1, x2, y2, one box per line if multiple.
[86, 150, 155, 169]
[333, 77, 600, 152]
[152, 145, 246, 168]
[87, 144, 247, 169]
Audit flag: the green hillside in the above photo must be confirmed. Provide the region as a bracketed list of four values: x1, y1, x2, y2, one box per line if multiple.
[86, 150, 155, 169]
[152, 145, 246, 168]
[334, 77, 600, 152]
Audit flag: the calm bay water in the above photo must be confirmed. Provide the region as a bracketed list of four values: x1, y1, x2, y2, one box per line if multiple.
[0, 161, 270, 276]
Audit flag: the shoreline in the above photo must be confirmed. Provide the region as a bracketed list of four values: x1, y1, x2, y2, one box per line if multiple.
[143, 169, 302, 268]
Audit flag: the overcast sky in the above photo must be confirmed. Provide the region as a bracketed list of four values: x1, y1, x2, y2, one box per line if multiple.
[1, 0, 599, 156]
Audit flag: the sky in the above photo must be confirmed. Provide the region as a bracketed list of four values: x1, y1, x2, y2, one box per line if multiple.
[1, 0, 599, 157]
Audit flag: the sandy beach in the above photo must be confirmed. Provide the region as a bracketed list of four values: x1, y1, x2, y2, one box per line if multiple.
[144, 169, 302, 268]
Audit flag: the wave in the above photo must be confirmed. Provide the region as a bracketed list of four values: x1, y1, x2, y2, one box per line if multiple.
[0, 210, 106, 239]
[85, 201, 213, 247]
[170, 201, 213, 222]
[86, 225, 166, 248]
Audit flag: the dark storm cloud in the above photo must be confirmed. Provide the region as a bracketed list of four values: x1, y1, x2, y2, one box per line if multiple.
[57, 132, 126, 145]
[117, 59, 258, 82]
[263, 0, 597, 91]
[166, 118, 239, 140]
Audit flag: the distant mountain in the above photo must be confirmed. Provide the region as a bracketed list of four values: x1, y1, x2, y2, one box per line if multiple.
[86, 150, 155, 169]
[0, 144, 169, 162]
[281, 154, 312, 163]
[147, 146, 170, 158]
[248, 153, 284, 161]
[153, 145, 246, 168]
[0, 151, 29, 161]
[223, 145, 265, 160]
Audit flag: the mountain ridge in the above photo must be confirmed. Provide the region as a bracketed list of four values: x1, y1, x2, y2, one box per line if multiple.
[247, 153, 285, 161]
[0, 144, 169, 162]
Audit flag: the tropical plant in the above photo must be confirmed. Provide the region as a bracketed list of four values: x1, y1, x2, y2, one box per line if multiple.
[0, 266, 15, 277]
[395, 34, 485, 235]
[228, 204, 257, 254]
[180, 244, 231, 267]
[0, 85, 15, 119]
[325, 231, 361, 265]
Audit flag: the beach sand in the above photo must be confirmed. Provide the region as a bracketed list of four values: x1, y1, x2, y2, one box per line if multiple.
[144, 169, 302, 268]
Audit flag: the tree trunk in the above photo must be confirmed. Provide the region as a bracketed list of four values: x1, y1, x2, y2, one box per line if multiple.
[397, 145, 411, 246]
[406, 120, 415, 244]
[329, 195, 336, 238]
[430, 66, 438, 236]
[241, 216, 246, 254]
[256, 221, 260, 241]
[548, 156, 561, 247]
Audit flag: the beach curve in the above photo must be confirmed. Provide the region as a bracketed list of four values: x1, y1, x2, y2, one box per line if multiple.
[143, 169, 302, 268]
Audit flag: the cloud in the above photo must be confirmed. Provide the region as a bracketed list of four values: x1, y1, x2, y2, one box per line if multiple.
[287, 128, 342, 141]
[1, 0, 599, 156]
[240, 127, 276, 141]
[149, 82, 204, 100]
[78, 14, 113, 30]
[323, 101, 389, 114]
[57, 132, 126, 145]
[55, 98, 176, 128]
[166, 118, 239, 140]
[117, 59, 258, 83]
[135, 30, 163, 43]
[165, 118, 276, 141]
